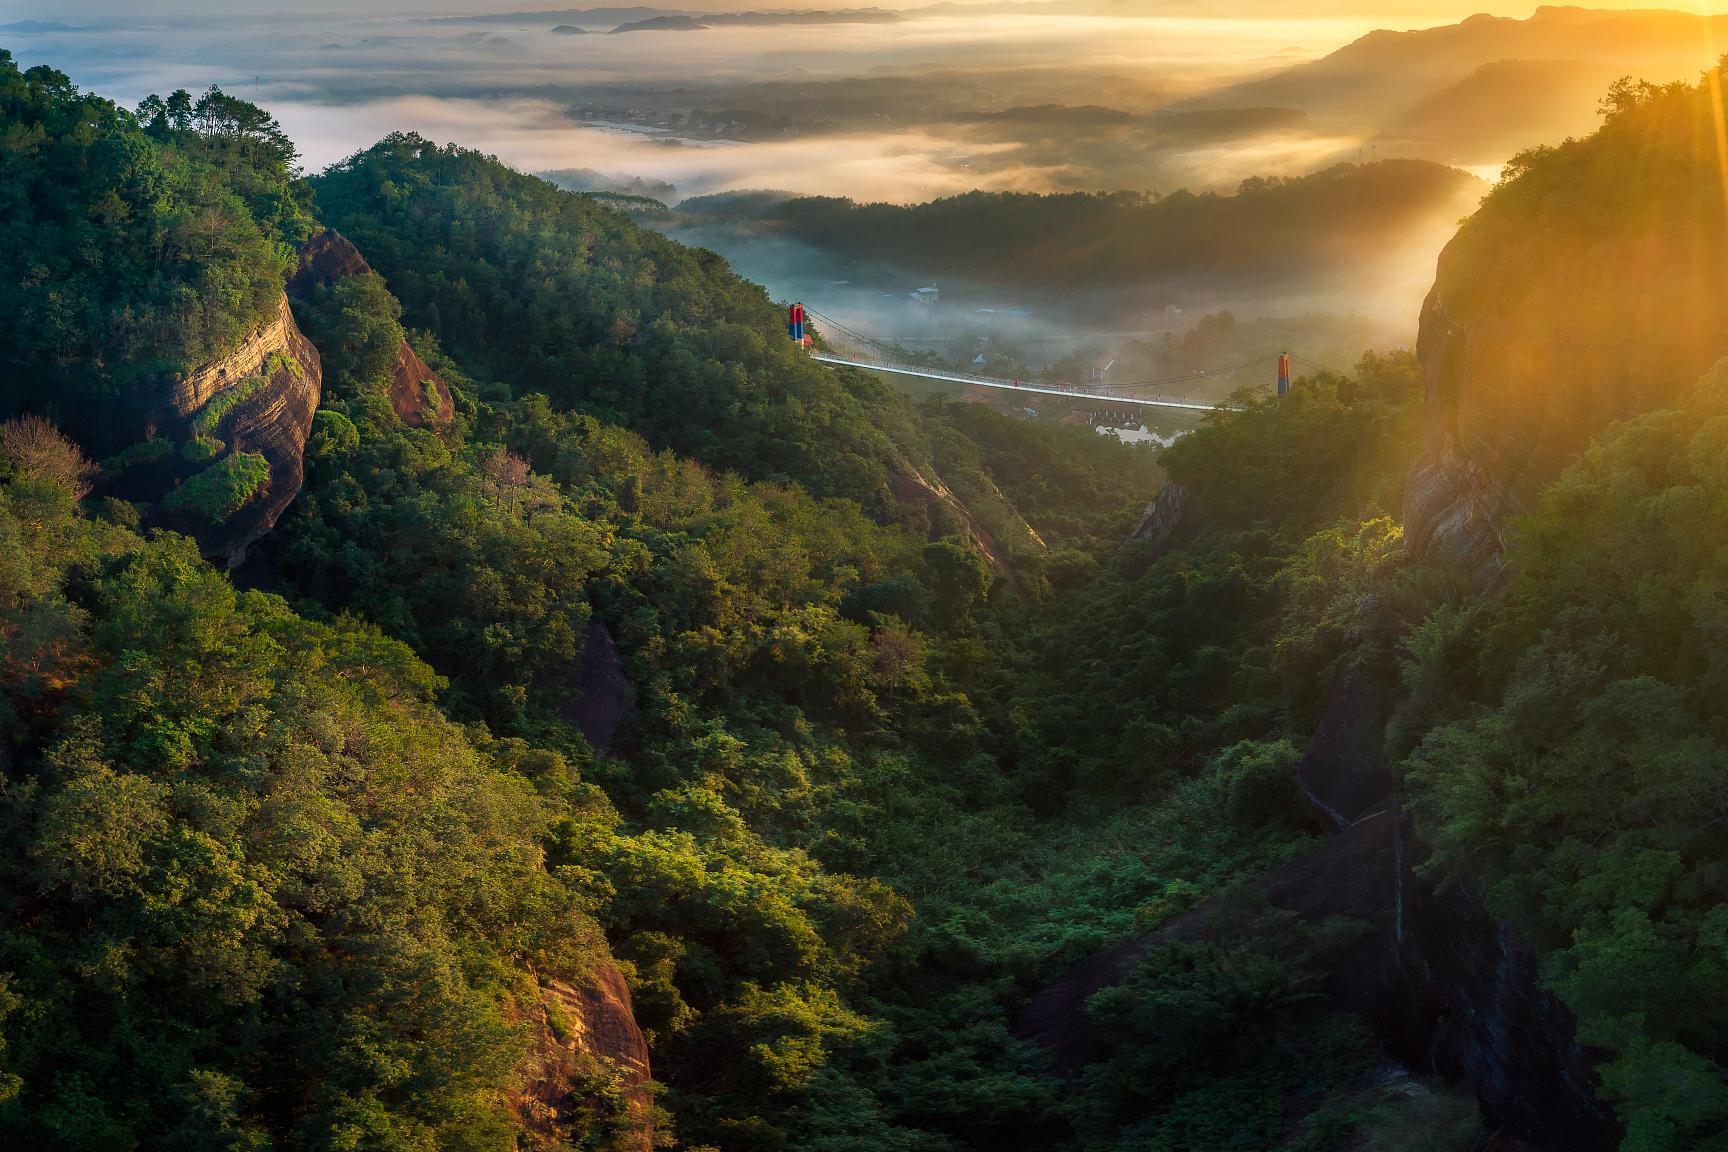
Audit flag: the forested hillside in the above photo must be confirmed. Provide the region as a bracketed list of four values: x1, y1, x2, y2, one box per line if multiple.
[10, 39, 1728, 1152]
[672, 161, 1483, 294]
[0, 59, 310, 431]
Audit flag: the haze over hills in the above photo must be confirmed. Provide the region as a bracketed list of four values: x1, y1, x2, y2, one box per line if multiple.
[19, 3, 1728, 1150]
[8, 4, 1717, 200]
[6, 3, 1718, 398]
[662, 159, 1485, 329]
[1197, 6, 1728, 165]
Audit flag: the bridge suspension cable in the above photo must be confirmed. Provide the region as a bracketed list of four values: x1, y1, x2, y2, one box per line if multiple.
[797, 306, 1301, 411]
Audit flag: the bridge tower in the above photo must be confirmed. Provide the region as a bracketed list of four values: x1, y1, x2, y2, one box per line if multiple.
[1276, 352, 1291, 396]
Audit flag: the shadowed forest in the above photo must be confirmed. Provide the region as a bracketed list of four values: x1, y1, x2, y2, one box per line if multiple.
[8, 5, 1728, 1150]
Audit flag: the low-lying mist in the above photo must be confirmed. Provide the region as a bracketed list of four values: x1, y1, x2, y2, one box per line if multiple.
[9, 2, 1720, 369]
[1, 12, 1371, 189]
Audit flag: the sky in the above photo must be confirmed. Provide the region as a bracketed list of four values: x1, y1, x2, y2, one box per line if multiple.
[5, 1, 1724, 20]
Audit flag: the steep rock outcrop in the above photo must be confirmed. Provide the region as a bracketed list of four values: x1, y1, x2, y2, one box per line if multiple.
[161, 294, 323, 566]
[889, 461, 1015, 575]
[518, 960, 655, 1151]
[1126, 481, 1201, 562]
[1396, 837, 1609, 1149]
[286, 227, 372, 294]
[1401, 88, 1728, 576]
[170, 293, 310, 419]
[566, 619, 636, 755]
[1294, 649, 1400, 829]
[1018, 802, 1609, 1149]
[390, 340, 456, 427]
[1401, 303, 1510, 576]
[288, 229, 454, 428]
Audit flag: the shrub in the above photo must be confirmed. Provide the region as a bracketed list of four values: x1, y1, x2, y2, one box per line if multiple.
[102, 437, 174, 474]
[0, 415, 98, 500]
[164, 453, 269, 521]
[308, 410, 359, 457]
[182, 437, 220, 463]
[190, 376, 266, 439]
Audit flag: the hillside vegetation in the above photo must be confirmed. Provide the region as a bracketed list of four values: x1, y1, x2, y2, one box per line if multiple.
[12, 41, 1728, 1152]
[0, 57, 310, 422]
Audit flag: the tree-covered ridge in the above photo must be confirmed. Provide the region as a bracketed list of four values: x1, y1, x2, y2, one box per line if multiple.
[0, 52, 310, 426]
[1400, 358, 1728, 1151]
[0, 431, 630, 1150]
[1413, 69, 1728, 512]
[311, 135, 920, 506]
[674, 161, 1483, 290]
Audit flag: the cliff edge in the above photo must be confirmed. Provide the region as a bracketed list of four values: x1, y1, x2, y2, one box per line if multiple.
[1402, 79, 1728, 575]
[518, 960, 655, 1151]
[289, 230, 454, 428]
[151, 293, 323, 567]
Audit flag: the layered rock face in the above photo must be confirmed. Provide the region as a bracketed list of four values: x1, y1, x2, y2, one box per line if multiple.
[289, 230, 454, 428]
[171, 293, 313, 419]
[888, 460, 1020, 574]
[164, 293, 323, 566]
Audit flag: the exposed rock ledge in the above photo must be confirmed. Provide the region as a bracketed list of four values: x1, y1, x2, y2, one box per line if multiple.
[889, 460, 1017, 575]
[518, 960, 654, 1151]
[1399, 297, 1510, 579]
[167, 293, 323, 567]
[391, 340, 455, 427]
[1125, 480, 1201, 565]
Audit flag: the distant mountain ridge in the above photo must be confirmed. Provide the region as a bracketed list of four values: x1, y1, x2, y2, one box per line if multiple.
[1203, 6, 1728, 122]
[608, 13, 709, 31]
[670, 159, 1484, 318]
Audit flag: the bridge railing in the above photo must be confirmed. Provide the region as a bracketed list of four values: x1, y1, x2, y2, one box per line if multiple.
[809, 351, 1223, 409]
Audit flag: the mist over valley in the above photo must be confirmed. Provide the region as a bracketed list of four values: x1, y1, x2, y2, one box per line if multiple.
[10, 6, 1728, 1149]
[9, 1, 1721, 374]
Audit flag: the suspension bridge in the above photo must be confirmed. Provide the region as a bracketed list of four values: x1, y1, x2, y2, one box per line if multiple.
[790, 305, 1334, 412]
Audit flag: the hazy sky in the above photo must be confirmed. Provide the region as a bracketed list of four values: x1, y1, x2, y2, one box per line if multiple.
[5, 1, 1724, 19]
[1, 9, 1386, 184]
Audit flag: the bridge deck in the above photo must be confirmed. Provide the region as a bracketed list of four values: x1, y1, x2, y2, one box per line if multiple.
[809, 354, 1236, 411]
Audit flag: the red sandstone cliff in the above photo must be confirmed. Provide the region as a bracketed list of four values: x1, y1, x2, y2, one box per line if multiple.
[162, 293, 323, 566]
[517, 960, 655, 1151]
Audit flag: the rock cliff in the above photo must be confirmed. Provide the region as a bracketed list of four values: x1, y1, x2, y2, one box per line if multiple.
[517, 960, 655, 1151]
[889, 460, 1017, 575]
[160, 293, 323, 566]
[1126, 481, 1201, 563]
[1402, 88, 1728, 575]
[390, 340, 455, 427]
[1019, 804, 1609, 1149]
[567, 619, 636, 755]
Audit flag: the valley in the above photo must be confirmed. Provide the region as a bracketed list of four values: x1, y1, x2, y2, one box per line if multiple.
[6, 6, 1728, 1151]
